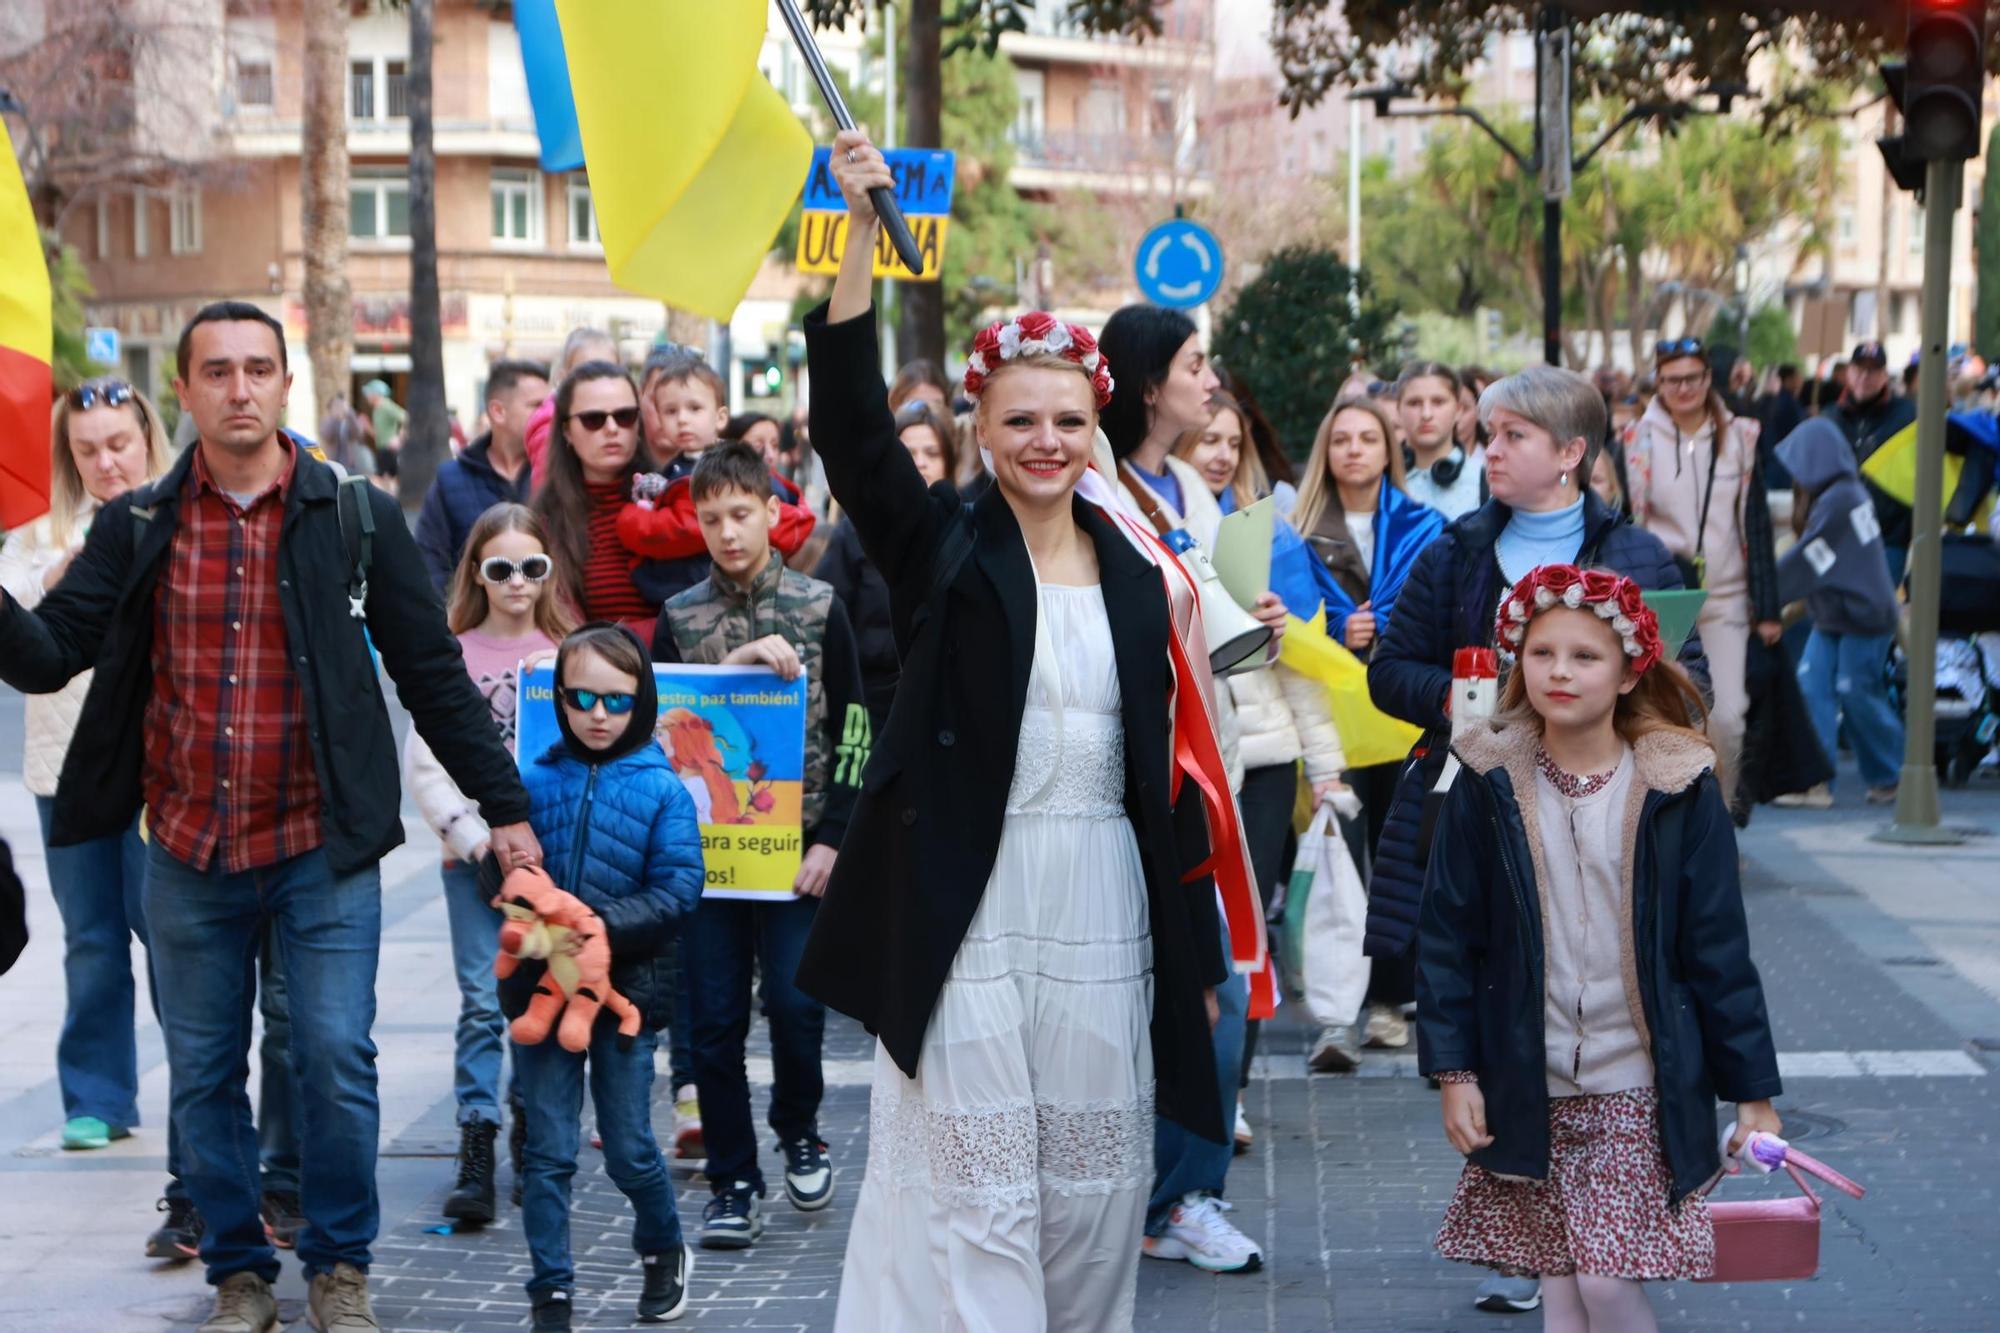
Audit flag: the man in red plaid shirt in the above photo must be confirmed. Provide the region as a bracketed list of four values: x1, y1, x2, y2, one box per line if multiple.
[1, 302, 543, 1333]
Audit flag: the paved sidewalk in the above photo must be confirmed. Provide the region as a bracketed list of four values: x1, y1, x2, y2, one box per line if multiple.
[0, 666, 1994, 1332]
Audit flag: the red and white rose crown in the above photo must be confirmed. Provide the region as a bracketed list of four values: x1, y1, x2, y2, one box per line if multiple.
[1493, 564, 1665, 676]
[961, 311, 1114, 410]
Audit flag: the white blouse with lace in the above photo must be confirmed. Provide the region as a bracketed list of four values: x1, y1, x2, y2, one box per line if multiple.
[834, 581, 1155, 1333]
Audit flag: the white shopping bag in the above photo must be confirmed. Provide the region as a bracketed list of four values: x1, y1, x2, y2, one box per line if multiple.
[1293, 794, 1372, 1030]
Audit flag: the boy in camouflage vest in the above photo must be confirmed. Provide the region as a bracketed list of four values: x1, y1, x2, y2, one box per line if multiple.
[650, 441, 868, 1249]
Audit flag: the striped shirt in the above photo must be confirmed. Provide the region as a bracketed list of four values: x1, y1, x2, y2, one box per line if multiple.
[581, 479, 657, 642]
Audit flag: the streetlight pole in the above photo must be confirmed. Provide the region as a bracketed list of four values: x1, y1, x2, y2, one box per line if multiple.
[1878, 156, 1967, 845]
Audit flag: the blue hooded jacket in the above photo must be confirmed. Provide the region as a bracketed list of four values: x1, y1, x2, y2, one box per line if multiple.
[523, 626, 705, 1028]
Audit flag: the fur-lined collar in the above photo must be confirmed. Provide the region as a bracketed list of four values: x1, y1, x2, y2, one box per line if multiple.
[1455, 719, 1713, 797]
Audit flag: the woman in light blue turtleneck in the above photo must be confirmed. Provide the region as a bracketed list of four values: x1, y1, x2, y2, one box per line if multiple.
[1494, 488, 1586, 582]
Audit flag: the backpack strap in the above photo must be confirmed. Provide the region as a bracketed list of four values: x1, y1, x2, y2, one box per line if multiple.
[336, 475, 375, 621]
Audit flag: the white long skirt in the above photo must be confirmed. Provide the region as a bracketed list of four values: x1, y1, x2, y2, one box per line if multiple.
[834, 584, 1154, 1333]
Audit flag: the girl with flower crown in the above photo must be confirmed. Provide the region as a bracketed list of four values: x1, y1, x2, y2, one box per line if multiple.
[797, 130, 1261, 1333]
[1417, 563, 1783, 1332]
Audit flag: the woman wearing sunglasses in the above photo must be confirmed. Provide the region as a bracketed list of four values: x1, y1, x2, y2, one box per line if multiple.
[0, 382, 176, 1150]
[406, 502, 577, 1223]
[534, 362, 661, 641]
[1620, 338, 1780, 811]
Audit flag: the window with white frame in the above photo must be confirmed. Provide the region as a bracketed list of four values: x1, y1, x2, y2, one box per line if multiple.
[1838, 206, 1857, 243]
[169, 188, 202, 255]
[566, 176, 600, 248]
[491, 168, 544, 246]
[133, 188, 150, 258]
[349, 168, 410, 241]
[350, 56, 408, 121]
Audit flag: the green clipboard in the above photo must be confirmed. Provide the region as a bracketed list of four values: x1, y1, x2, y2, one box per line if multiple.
[1211, 497, 1274, 609]
[1641, 588, 1708, 658]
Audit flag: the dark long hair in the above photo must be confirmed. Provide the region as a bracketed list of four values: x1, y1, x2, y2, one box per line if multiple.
[1099, 305, 1198, 460]
[534, 360, 644, 615]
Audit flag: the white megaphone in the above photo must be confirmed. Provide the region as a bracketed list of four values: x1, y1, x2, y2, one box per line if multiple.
[1086, 431, 1273, 677]
[1180, 539, 1273, 676]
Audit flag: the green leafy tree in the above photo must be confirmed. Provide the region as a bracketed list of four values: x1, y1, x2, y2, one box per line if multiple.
[1980, 123, 2000, 356]
[46, 233, 100, 392]
[1212, 247, 1400, 455]
[938, 46, 1045, 347]
[1270, 1, 1980, 124]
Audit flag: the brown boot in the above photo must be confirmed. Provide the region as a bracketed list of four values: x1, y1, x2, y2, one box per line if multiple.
[199, 1272, 279, 1333]
[308, 1261, 380, 1330]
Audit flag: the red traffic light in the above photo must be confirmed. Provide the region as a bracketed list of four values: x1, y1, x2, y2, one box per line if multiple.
[1902, 0, 1987, 161]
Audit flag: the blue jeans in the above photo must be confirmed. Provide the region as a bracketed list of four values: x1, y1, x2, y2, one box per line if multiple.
[1798, 629, 1905, 790]
[1146, 914, 1249, 1236]
[35, 797, 151, 1128]
[441, 861, 509, 1125]
[144, 843, 381, 1284]
[515, 1026, 683, 1296]
[686, 895, 824, 1194]
[667, 935, 694, 1094]
[255, 919, 303, 1196]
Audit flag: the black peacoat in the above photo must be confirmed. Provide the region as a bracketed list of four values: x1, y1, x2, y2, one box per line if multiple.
[795, 303, 1231, 1145]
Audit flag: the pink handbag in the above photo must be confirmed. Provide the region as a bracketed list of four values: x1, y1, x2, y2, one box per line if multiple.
[1696, 1143, 1866, 1283]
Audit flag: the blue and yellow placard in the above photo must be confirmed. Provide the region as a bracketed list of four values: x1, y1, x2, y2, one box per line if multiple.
[795, 146, 955, 281]
[518, 662, 809, 901]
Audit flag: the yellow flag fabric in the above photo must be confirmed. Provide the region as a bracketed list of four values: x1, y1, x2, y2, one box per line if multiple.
[1860, 421, 1995, 528]
[555, 0, 812, 321]
[1277, 610, 1423, 770]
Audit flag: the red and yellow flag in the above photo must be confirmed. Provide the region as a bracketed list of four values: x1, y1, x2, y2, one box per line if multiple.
[0, 133, 51, 530]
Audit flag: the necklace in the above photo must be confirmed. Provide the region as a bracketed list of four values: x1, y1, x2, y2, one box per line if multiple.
[1536, 744, 1619, 800]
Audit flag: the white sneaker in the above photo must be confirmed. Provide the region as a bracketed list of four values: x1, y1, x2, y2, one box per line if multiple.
[1363, 1003, 1410, 1050]
[1142, 1193, 1264, 1273]
[1309, 1025, 1361, 1072]
[1773, 783, 1834, 809]
[1233, 1102, 1253, 1154]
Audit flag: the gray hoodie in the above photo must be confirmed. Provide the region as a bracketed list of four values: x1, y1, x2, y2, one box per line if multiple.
[1776, 419, 1900, 636]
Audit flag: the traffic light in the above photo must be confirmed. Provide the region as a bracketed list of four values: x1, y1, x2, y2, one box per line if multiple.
[1877, 65, 1930, 194]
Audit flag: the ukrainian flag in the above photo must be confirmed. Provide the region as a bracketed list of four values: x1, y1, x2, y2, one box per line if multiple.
[526, 0, 812, 322]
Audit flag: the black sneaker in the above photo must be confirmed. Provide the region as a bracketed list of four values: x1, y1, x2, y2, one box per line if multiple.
[443, 1120, 499, 1225]
[145, 1195, 203, 1260]
[510, 1111, 528, 1208]
[258, 1189, 305, 1250]
[779, 1136, 835, 1211]
[530, 1288, 573, 1332]
[638, 1245, 692, 1323]
[698, 1181, 764, 1249]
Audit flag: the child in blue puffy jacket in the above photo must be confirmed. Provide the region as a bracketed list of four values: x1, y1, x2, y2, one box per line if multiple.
[517, 622, 703, 1330]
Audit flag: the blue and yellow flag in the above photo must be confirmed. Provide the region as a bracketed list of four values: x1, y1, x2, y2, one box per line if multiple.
[555, 0, 812, 321]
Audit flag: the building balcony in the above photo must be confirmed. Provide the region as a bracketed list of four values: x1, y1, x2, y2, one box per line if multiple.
[217, 113, 541, 161]
[1008, 129, 1212, 197]
[1000, 1, 1212, 69]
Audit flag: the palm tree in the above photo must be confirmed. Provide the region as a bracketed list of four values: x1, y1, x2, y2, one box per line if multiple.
[301, 0, 352, 418]
[403, 0, 448, 515]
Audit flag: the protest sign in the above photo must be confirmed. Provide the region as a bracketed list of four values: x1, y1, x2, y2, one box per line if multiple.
[795, 146, 955, 281]
[517, 662, 809, 901]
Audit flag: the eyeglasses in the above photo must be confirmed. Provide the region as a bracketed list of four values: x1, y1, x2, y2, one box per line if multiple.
[1654, 337, 1706, 360]
[559, 687, 637, 715]
[568, 407, 640, 432]
[67, 381, 135, 411]
[1658, 370, 1710, 392]
[479, 554, 552, 584]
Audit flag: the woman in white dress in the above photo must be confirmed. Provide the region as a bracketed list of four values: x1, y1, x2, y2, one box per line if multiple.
[796, 131, 1248, 1332]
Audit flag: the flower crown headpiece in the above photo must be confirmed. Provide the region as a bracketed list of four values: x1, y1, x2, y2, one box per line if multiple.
[1493, 564, 1665, 676]
[961, 311, 1115, 410]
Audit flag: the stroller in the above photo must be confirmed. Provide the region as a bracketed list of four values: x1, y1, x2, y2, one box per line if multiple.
[1891, 534, 2000, 787]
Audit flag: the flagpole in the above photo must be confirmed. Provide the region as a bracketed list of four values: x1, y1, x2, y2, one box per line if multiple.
[773, 0, 926, 276]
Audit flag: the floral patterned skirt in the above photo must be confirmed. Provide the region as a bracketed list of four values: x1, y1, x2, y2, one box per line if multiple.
[1435, 1088, 1715, 1281]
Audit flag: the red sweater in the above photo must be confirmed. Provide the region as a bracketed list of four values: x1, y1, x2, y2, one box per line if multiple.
[581, 480, 659, 642]
[616, 470, 818, 561]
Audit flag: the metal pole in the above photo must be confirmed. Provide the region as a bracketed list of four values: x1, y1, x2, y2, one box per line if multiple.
[1347, 107, 1361, 272]
[1878, 156, 1965, 846]
[1543, 197, 1562, 367]
[772, 0, 925, 275]
[879, 2, 899, 381]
